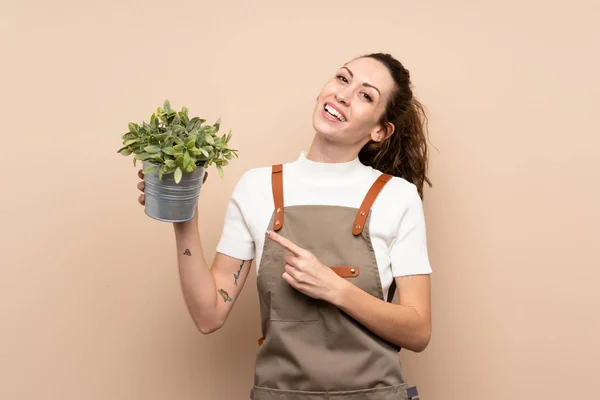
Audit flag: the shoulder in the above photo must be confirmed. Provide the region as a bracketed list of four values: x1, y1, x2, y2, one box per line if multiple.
[236, 165, 272, 186]
[236, 159, 297, 187]
[362, 166, 421, 208]
[368, 169, 424, 228]
[229, 163, 280, 205]
[384, 176, 421, 205]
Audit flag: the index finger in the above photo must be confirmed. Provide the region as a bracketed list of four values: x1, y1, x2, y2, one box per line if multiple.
[265, 230, 303, 256]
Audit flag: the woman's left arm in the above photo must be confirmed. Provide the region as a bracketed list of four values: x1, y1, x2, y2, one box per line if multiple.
[265, 229, 432, 352]
[331, 274, 431, 352]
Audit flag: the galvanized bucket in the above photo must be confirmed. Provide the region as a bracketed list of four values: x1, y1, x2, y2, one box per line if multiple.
[142, 161, 206, 223]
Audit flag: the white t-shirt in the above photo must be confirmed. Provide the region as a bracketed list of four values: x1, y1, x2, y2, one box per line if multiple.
[216, 152, 432, 300]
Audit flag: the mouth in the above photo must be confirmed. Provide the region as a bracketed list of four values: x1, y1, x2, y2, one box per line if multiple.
[323, 103, 347, 122]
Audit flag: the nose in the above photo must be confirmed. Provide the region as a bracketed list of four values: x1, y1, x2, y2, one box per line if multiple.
[335, 87, 351, 106]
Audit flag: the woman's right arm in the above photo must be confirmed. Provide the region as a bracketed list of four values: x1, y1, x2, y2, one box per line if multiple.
[137, 170, 253, 334]
[172, 220, 253, 334]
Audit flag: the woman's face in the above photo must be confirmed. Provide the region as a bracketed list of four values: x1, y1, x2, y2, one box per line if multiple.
[312, 57, 396, 146]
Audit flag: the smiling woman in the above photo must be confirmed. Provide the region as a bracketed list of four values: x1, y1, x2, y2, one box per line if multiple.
[135, 52, 432, 400]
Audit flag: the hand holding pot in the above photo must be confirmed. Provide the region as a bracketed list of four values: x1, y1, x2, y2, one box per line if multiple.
[136, 169, 208, 222]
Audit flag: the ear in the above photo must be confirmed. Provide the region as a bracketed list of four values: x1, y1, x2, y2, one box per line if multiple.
[370, 121, 395, 143]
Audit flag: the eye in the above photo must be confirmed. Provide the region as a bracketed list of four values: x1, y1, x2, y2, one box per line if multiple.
[361, 93, 373, 102]
[337, 75, 349, 83]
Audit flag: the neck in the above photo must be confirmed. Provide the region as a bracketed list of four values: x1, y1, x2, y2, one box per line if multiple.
[306, 134, 364, 164]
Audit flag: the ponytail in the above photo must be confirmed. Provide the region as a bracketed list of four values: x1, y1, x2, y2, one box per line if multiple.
[357, 53, 432, 199]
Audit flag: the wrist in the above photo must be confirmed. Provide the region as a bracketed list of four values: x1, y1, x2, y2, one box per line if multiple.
[329, 277, 351, 308]
[173, 219, 199, 235]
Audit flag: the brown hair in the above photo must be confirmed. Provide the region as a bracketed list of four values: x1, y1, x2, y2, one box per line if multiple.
[357, 53, 432, 199]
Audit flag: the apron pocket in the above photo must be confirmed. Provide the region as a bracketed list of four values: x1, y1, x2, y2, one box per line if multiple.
[270, 286, 320, 322]
[253, 384, 408, 400]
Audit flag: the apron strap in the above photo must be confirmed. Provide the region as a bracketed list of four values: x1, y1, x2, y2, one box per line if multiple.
[352, 173, 393, 236]
[271, 164, 284, 231]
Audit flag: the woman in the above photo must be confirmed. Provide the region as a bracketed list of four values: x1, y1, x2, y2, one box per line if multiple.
[136, 53, 432, 399]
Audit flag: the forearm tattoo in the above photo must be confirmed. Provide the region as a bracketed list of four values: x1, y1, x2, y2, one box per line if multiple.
[233, 260, 244, 285]
[183, 249, 191, 256]
[218, 288, 232, 302]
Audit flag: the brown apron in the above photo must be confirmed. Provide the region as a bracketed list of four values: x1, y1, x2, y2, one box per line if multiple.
[252, 164, 408, 400]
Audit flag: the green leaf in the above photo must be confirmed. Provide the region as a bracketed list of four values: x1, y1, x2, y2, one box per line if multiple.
[217, 165, 224, 178]
[179, 112, 190, 126]
[162, 147, 176, 155]
[124, 139, 139, 146]
[134, 153, 152, 161]
[143, 165, 159, 175]
[144, 145, 161, 153]
[119, 147, 132, 156]
[128, 122, 139, 133]
[186, 135, 197, 149]
[183, 151, 191, 169]
[174, 167, 182, 183]
[172, 144, 185, 152]
[185, 162, 197, 173]
[165, 159, 176, 168]
[181, 106, 188, 115]
[188, 147, 202, 157]
[199, 147, 209, 157]
[205, 135, 214, 145]
[153, 133, 168, 141]
[164, 99, 171, 113]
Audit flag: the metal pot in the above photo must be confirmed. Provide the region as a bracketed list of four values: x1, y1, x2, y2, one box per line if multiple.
[142, 161, 206, 223]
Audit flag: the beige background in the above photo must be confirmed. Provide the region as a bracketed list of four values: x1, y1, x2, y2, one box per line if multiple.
[1, 0, 599, 399]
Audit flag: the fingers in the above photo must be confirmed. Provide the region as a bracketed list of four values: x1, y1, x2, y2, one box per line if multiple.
[284, 262, 299, 278]
[284, 253, 302, 269]
[282, 271, 295, 287]
[265, 230, 303, 256]
[282, 270, 300, 289]
[137, 169, 145, 205]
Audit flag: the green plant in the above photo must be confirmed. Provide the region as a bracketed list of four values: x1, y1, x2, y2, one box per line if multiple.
[117, 99, 238, 183]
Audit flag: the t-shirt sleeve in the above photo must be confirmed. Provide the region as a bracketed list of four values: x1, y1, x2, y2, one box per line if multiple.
[215, 172, 255, 261]
[390, 184, 433, 277]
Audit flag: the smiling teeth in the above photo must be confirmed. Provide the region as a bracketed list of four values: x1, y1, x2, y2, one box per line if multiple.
[325, 104, 346, 122]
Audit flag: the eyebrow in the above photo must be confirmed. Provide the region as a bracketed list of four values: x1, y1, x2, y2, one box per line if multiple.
[341, 67, 381, 96]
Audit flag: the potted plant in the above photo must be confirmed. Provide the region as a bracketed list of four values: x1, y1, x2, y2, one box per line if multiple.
[117, 99, 238, 222]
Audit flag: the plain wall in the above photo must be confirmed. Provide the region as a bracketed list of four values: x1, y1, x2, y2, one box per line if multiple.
[1, 1, 599, 399]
